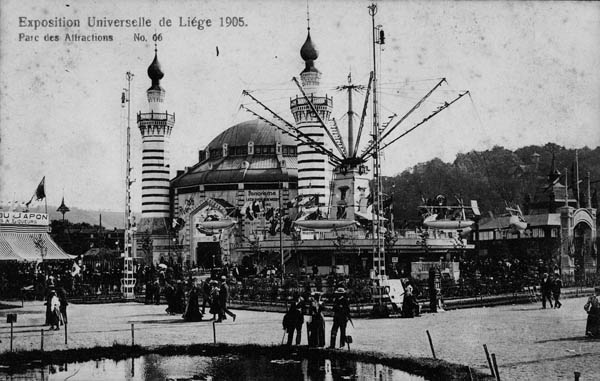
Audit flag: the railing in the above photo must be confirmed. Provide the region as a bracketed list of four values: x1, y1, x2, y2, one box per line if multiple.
[290, 94, 333, 108]
[137, 111, 175, 122]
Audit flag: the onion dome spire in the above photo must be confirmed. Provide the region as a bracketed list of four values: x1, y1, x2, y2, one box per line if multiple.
[147, 44, 164, 91]
[300, 28, 319, 73]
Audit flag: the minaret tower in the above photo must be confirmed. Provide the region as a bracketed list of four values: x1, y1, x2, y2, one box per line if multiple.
[137, 47, 175, 247]
[290, 22, 334, 207]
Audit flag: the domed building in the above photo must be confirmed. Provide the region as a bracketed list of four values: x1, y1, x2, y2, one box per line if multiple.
[170, 119, 299, 269]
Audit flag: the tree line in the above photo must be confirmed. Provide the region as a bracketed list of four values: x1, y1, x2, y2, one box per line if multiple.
[383, 143, 600, 227]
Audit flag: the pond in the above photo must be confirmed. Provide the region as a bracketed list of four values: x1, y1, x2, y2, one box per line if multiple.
[1, 353, 427, 380]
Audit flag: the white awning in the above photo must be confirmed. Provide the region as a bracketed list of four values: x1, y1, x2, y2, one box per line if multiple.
[0, 232, 74, 261]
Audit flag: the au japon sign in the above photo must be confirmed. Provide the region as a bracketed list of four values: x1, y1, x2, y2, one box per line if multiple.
[0, 212, 49, 225]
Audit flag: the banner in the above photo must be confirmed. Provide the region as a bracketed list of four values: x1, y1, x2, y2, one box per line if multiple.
[0, 212, 49, 226]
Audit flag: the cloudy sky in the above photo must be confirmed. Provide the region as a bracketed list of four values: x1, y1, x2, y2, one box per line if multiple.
[1, 0, 599, 213]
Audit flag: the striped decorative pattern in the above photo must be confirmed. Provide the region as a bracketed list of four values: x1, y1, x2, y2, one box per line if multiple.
[138, 91, 175, 218]
[291, 82, 333, 206]
[0, 231, 74, 261]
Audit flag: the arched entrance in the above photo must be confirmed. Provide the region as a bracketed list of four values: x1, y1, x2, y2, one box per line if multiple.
[573, 222, 594, 281]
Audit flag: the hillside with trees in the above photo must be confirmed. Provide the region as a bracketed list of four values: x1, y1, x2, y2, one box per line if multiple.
[384, 143, 600, 227]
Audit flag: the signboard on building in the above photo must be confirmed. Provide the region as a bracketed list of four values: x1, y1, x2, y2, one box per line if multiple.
[0, 212, 49, 226]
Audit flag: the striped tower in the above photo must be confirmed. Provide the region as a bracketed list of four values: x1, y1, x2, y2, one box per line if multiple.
[137, 48, 175, 238]
[290, 28, 333, 207]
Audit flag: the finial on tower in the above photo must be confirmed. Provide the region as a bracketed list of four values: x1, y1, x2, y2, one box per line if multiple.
[306, 0, 310, 31]
[300, 1, 319, 74]
[147, 45, 164, 91]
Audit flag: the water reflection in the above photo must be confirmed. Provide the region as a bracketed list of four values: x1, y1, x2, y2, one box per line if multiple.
[0, 354, 426, 380]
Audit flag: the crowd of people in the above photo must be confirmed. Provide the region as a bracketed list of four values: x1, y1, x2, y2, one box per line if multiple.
[144, 274, 237, 324]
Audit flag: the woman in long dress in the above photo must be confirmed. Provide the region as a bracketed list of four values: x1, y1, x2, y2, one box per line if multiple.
[183, 284, 203, 322]
[307, 293, 326, 347]
[584, 287, 600, 337]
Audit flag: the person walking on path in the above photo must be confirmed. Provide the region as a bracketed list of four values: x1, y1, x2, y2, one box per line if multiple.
[552, 274, 562, 309]
[402, 280, 419, 318]
[329, 287, 351, 348]
[218, 276, 236, 322]
[57, 287, 68, 325]
[201, 279, 212, 314]
[48, 290, 62, 331]
[182, 283, 203, 322]
[209, 280, 221, 321]
[173, 281, 186, 314]
[584, 287, 600, 337]
[540, 273, 553, 309]
[44, 289, 53, 326]
[283, 293, 304, 346]
[165, 283, 175, 314]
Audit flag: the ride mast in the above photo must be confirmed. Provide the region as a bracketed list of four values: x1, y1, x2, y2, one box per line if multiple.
[368, 3, 386, 300]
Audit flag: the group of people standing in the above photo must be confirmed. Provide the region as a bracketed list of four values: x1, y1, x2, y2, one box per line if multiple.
[282, 288, 351, 349]
[540, 272, 563, 309]
[158, 276, 238, 323]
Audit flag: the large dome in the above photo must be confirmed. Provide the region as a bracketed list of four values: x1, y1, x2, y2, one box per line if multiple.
[207, 119, 297, 148]
[172, 119, 298, 188]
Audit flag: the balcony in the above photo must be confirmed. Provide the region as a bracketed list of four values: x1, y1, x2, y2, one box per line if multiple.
[137, 111, 176, 123]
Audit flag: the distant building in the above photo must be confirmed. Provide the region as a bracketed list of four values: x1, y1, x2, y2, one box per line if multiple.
[476, 157, 597, 282]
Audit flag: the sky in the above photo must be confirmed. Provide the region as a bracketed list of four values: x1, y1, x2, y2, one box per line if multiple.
[1, 0, 599, 213]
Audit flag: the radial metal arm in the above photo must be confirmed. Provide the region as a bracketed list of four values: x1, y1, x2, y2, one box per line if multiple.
[363, 90, 470, 159]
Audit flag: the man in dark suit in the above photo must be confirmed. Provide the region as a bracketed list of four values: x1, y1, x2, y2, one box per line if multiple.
[217, 276, 236, 322]
[329, 288, 351, 348]
[552, 273, 562, 308]
[283, 294, 304, 345]
[540, 273, 553, 309]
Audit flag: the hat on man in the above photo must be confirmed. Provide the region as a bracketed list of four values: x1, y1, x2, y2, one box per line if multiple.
[334, 287, 346, 294]
[221, 275, 227, 280]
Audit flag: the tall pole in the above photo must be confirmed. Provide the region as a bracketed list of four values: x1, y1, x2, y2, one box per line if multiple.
[125, 71, 134, 261]
[575, 150, 580, 209]
[122, 71, 135, 300]
[368, 3, 385, 306]
[587, 171, 591, 208]
[347, 75, 355, 158]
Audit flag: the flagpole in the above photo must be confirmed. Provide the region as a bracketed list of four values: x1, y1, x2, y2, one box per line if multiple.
[575, 150, 580, 209]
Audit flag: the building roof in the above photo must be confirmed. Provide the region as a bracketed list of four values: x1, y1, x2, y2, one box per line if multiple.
[206, 119, 297, 148]
[0, 231, 74, 261]
[478, 213, 561, 231]
[172, 119, 298, 188]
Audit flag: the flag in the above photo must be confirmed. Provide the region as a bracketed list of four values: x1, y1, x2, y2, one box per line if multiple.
[26, 177, 46, 208]
[35, 177, 46, 200]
